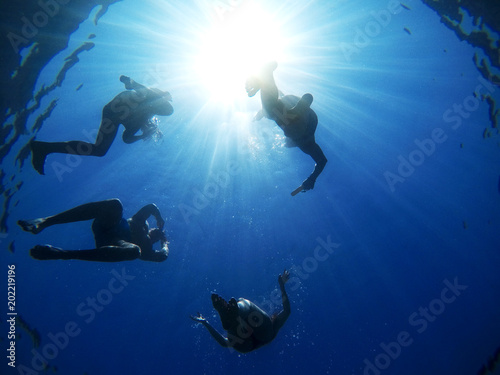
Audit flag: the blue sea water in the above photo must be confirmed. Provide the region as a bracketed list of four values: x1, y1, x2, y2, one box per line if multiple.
[2, 1, 500, 374]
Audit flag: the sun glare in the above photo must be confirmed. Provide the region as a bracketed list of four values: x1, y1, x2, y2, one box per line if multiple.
[195, 3, 284, 103]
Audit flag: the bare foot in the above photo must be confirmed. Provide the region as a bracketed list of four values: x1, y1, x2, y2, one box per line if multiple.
[245, 76, 261, 97]
[30, 245, 66, 260]
[120, 75, 134, 90]
[211, 293, 228, 311]
[246, 61, 278, 97]
[18, 218, 46, 234]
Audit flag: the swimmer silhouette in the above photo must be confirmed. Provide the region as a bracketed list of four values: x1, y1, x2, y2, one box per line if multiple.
[18, 199, 168, 262]
[31, 76, 173, 174]
[191, 270, 291, 353]
[246, 62, 327, 195]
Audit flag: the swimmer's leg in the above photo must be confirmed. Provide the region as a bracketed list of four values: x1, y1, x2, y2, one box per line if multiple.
[258, 62, 279, 112]
[30, 113, 119, 174]
[30, 245, 65, 260]
[18, 199, 123, 234]
[246, 62, 280, 111]
[30, 242, 140, 262]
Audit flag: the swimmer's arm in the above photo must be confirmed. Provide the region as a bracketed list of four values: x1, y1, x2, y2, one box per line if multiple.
[141, 233, 169, 262]
[140, 248, 168, 262]
[132, 203, 165, 229]
[273, 270, 291, 333]
[122, 128, 149, 144]
[300, 142, 328, 190]
[309, 145, 327, 180]
[120, 75, 171, 101]
[191, 314, 230, 348]
[122, 122, 159, 144]
[201, 321, 231, 348]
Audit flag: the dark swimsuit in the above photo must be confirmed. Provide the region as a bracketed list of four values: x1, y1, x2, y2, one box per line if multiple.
[92, 218, 132, 248]
[276, 95, 318, 145]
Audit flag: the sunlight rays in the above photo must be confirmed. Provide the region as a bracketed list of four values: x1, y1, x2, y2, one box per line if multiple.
[129, 0, 389, 184]
[193, 2, 285, 103]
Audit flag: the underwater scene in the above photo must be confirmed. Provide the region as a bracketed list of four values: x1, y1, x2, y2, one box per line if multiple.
[1, 0, 500, 374]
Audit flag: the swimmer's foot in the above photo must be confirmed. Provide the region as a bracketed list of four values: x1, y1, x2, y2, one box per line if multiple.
[30, 140, 48, 175]
[246, 61, 278, 97]
[30, 245, 68, 260]
[212, 294, 239, 330]
[119, 75, 134, 90]
[245, 76, 261, 97]
[17, 218, 46, 234]
[211, 293, 226, 311]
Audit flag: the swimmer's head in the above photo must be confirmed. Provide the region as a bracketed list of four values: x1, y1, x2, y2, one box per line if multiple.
[148, 116, 160, 127]
[143, 118, 163, 144]
[149, 228, 167, 243]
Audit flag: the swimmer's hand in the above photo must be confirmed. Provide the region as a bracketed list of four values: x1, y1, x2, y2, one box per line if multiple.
[279, 269, 290, 286]
[160, 245, 169, 260]
[291, 176, 315, 196]
[160, 233, 169, 257]
[190, 313, 207, 323]
[156, 216, 165, 231]
[302, 176, 316, 191]
[141, 124, 158, 140]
